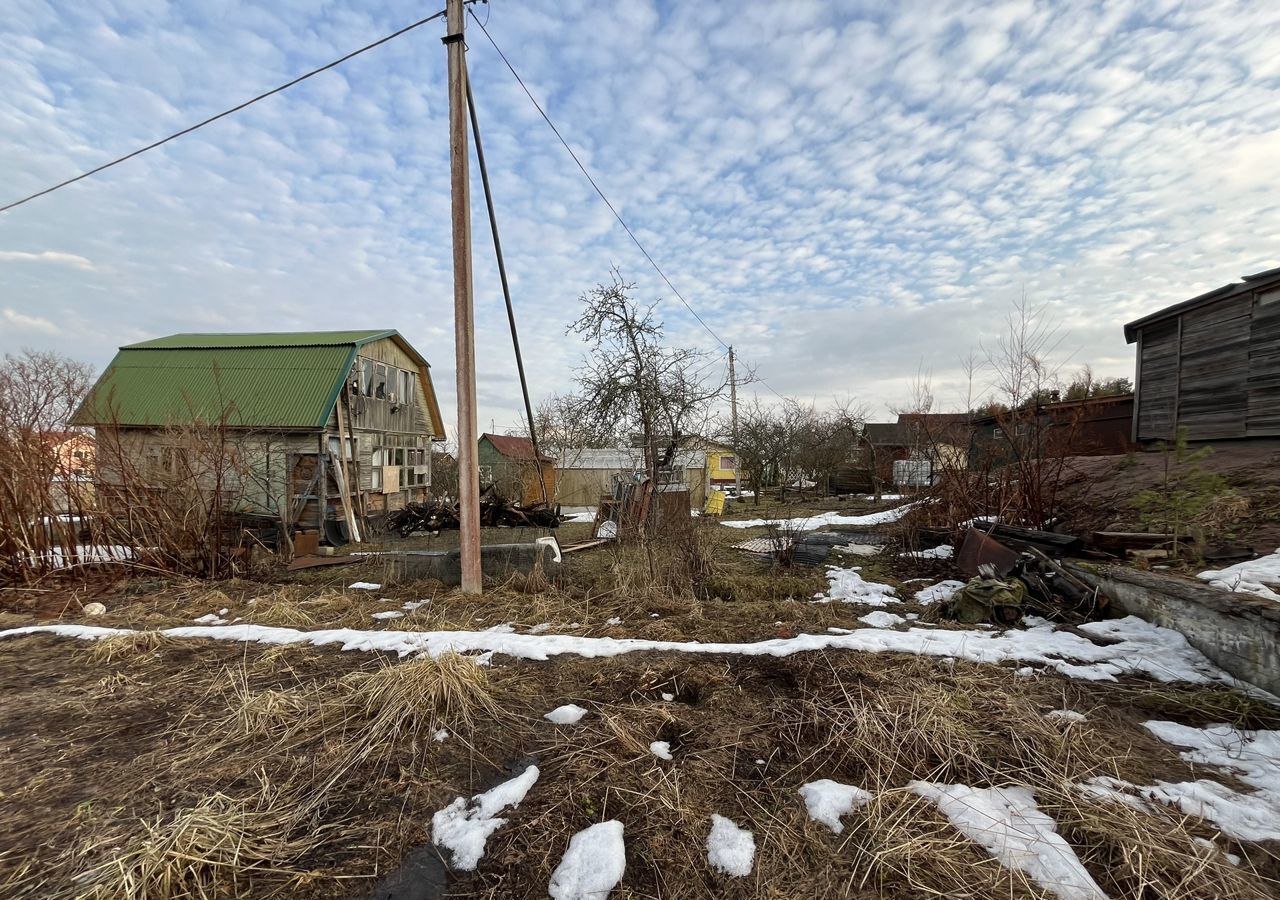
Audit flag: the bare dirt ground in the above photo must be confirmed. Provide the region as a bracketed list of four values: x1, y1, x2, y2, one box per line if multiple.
[1, 495, 1278, 899]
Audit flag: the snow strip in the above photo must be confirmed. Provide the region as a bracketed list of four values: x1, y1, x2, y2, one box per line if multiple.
[858, 610, 904, 628]
[371, 611, 404, 621]
[549, 820, 625, 899]
[0, 615, 1242, 687]
[1080, 721, 1280, 842]
[649, 740, 673, 760]
[431, 765, 540, 870]
[706, 814, 755, 877]
[720, 503, 915, 531]
[798, 779, 872, 833]
[816, 566, 900, 606]
[545, 704, 588, 724]
[1199, 549, 1280, 602]
[192, 613, 226, 625]
[348, 582, 381, 590]
[910, 783, 1106, 900]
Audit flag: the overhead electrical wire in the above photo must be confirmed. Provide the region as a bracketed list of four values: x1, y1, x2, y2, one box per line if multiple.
[0, 5, 474, 214]
[469, 10, 791, 404]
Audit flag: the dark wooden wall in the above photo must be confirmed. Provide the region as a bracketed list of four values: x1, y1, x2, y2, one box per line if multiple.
[1135, 289, 1280, 441]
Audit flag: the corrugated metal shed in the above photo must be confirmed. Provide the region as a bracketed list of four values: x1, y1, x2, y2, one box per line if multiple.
[73, 330, 437, 430]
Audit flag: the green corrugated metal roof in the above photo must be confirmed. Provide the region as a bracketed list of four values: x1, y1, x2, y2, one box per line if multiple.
[74, 345, 356, 429]
[124, 330, 395, 350]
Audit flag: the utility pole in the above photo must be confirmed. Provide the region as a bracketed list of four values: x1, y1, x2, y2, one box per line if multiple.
[728, 345, 740, 495]
[444, 0, 481, 595]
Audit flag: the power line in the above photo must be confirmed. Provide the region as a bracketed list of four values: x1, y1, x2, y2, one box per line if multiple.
[0, 6, 467, 214]
[469, 11, 729, 352]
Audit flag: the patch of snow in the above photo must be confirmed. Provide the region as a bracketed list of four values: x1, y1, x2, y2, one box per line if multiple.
[192, 613, 226, 625]
[218, 607, 229, 616]
[660, 692, 675, 701]
[706, 814, 755, 877]
[899, 545, 954, 560]
[816, 566, 899, 606]
[1194, 837, 1241, 866]
[799, 779, 872, 833]
[649, 741, 673, 760]
[910, 783, 1106, 900]
[720, 503, 916, 531]
[402, 600, 427, 611]
[431, 765, 540, 870]
[348, 582, 381, 591]
[0, 616, 1245, 689]
[905, 613, 920, 620]
[27, 543, 136, 569]
[605, 616, 623, 625]
[858, 610, 904, 628]
[826, 626, 854, 635]
[545, 704, 588, 725]
[372, 611, 404, 621]
[527, 623, 553, 634]
[433, 728, 449, 742]
[1045, 709, 1087, 724]
[597, 521, 618, 539]
[548, 820, 625, 900]
[1199, 549, 1280, 602]
[483, 623, 516, 634]
[914, 579, 966, 605]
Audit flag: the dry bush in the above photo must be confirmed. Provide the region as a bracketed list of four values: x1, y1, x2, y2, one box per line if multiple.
[72, 776, 325, 900]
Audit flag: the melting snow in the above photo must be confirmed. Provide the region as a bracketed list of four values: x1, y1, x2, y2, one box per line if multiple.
[348, 582, 381, 591]
[1080, 722, 1280, 841]
[0, 614, 1243, 688]
[1199, 549, 1280, 602]
[649, 740, 673, 760]
[720, 503, 915, 531]
[192, 613, 226, 625]
[1046, 709, 1087, 724]
[816, 566, 900, 606]
[910, 783, 1106, 900]
[606, 617, 623, 625]
[545, 704, 588, 724]
[900, 545, 954, 560]
[799, 779, 872, 833]
[402, 600, 427, 611]
[858, 610, 904, 628]
[431, 765, 540, 870]
[914, 579, 966, 605]
[371, 611, 404, 621]
[548, 820, 626, 900]
[433, 728, 449, 742]
[706, 814, 755, 877]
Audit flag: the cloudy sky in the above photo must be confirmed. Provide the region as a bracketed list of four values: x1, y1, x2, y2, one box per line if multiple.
[2, 0, 1278, 432]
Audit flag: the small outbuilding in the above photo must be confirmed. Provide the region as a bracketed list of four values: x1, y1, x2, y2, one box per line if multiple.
[477, 433, 555, 506]
[1125, 267, 1280, 442]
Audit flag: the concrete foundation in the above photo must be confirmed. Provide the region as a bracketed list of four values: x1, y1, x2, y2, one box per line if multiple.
[1067, 563, 1280, 696]
[369, 541, 560, 587]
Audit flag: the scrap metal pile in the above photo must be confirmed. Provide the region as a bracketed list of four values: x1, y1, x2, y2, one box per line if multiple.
[385, 496, 563, 538]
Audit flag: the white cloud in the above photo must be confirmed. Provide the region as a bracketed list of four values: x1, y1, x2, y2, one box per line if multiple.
[2, 307, 60, 335]
[0, 249, 94, 269]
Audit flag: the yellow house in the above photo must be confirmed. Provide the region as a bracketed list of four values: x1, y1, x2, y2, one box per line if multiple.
[698, 440, 739, 491]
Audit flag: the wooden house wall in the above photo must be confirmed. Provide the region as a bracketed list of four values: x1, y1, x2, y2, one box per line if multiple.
[1135, 288, 1280, 442]
[1248, 295, 1280, 435]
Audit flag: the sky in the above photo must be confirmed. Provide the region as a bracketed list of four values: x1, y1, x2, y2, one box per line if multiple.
[2, 0, 1278, 434]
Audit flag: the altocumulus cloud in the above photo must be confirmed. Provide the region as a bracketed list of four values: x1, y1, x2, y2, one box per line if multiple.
[0, 0, 1277, 423]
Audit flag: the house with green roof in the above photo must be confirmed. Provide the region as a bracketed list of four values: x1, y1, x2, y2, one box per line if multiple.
[73, 330, 446, 537]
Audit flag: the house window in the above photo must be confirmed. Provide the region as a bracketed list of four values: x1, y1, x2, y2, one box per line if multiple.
[479, 464, 494, 485]
[993, 427, 1003, 438]
[1015, 423, 1029, 436]
[720, 454, 737, 469]
[372, 466, 383, 491]
[374, 365, 388, 399]
[362, 358, 375, 395]
[401, 370, 414, 409]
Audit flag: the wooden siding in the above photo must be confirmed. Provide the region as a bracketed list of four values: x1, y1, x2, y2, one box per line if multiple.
[1177, 294, 1251, 440]
[1134, 285, 1280, 442]
[1136, 321, 1178, 441]
[1248, 294, 1280, 435]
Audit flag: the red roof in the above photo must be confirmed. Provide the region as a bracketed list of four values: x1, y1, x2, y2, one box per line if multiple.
[481, 433, 553, 462]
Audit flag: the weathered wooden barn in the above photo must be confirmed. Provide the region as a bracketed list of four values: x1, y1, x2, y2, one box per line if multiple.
[73, 331, 446, 541]
[1126, 267, 1280, 442]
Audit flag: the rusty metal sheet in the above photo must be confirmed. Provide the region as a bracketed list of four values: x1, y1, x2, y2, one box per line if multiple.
[958, 528, 1020, 578]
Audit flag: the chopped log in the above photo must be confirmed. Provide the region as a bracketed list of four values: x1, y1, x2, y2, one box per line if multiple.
[980, 523, 1081, 555]
[1091, 531, 1173, 552]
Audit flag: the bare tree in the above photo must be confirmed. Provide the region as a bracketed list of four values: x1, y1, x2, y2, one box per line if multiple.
[568, 270, 725, 492]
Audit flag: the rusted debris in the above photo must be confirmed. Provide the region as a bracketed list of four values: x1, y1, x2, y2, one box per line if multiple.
[958, 528, 1021, 577]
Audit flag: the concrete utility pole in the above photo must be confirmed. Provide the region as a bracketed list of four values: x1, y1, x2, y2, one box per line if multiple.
[445, 0, 482, 595]
[729, 345, 741, 495]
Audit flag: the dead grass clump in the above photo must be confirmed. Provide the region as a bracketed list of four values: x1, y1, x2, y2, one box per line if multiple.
[337, 651, 504, 735]
[73, 777, 321, 900]
[1116, 684, 1280, 730]
[82, 631, 176, 665]
[247, 601, 317, 628]
[1052, 788, 1276, 900]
